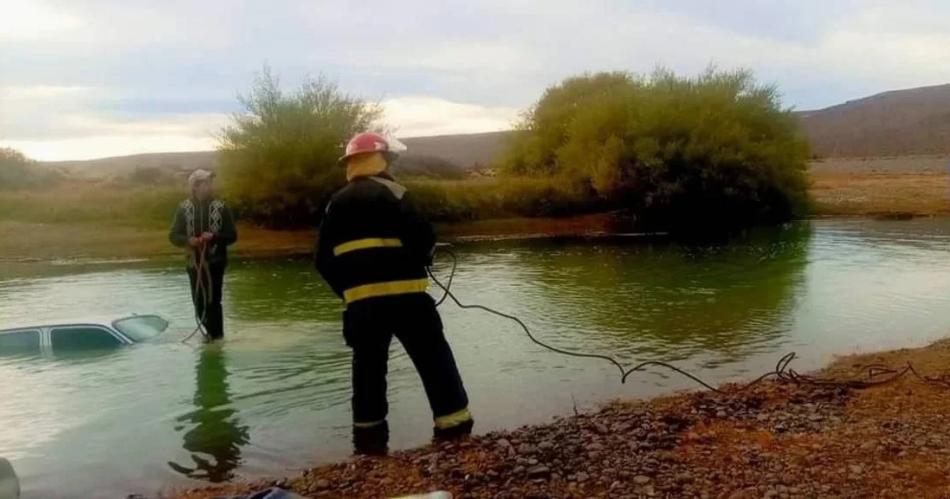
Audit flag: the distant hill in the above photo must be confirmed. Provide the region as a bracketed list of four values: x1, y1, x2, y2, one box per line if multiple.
[400, 131, 513, 170]
[37, 84, 950, 179]
[43, 151, 217, 180]
[799, 83, 950, 157]
[37, 132, 514, 181]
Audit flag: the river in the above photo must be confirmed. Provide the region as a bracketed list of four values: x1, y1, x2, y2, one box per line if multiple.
[2, 219, 950, 497]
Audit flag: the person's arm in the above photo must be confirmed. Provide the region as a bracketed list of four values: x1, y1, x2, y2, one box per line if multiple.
[215, 202, 238, 246]
[169, 203, 190, 248]
[399, 192, 436, 267]
[315, 203, 344, 297]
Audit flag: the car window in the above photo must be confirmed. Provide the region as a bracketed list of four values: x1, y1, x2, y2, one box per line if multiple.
[112, 315, 168, 342]
[50, 327, 123, 351]
[0, 330, 41, 355]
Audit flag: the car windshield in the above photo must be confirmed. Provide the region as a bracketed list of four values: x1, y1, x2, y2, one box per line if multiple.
[112, 316, 168, 342]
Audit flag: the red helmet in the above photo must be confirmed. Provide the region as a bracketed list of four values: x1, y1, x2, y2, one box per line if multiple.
[338, 132, 404, 165]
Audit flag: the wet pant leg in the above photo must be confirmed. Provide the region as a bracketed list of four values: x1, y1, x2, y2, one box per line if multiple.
[344, 309, 393, 454]
[394, 297, 473, 439]
[187, 263, 226, 340]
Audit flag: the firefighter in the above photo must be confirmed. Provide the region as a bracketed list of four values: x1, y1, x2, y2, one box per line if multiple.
[315, 132, 473, 454]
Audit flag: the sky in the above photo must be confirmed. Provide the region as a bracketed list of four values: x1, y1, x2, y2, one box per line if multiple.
[2, 0, 950, 161]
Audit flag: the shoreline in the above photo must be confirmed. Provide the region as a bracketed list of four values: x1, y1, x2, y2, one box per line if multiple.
[1, 211, 947, 267]
[2, 157, 948, 264]
[0, 212, 657, 266]
[174, 337, 950, 498]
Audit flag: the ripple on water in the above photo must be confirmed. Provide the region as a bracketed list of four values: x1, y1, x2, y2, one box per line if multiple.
[5, 220, 950, 496]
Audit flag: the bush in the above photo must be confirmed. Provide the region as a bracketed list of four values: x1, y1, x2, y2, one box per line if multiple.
[217, 68, 383, 227]
[128, 166, 175, 185]
[0, 148, 59, 190]
[405, 177, 594, 223]
[500, 67, 811, 231]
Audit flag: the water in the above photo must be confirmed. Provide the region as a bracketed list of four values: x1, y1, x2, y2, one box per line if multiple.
[3, 219, 950, 497]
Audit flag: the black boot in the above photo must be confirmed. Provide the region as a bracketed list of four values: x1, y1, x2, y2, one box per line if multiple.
[433, 418, 474, 441]
[352, 421, 389, 456]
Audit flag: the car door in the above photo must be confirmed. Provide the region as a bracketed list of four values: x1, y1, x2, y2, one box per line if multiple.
[48, 325, 129, 352]
[0, 329, 43, 356]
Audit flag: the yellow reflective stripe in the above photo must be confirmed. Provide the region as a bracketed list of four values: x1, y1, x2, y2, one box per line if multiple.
[353, 419, 386, 429]
[333, 238, 403, 256]
[434, 407, 472, 430]
[343, 279, 429, 304]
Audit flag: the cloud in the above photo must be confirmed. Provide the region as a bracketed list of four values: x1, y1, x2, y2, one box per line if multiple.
[0, 0, 83, 39]
[383, 97, 520, 137]
[5, 135, 216, 162]
[2, 0, 950, 159]
[0, 84, 226, 160]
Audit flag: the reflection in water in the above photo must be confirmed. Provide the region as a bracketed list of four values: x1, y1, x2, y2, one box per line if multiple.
[225, 257, 342, 324]
[168, 346, 249, 482]
[456, 223, 812, 365]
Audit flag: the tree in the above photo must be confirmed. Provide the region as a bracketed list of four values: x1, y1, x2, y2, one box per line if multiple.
[0, 147, 54, 190]
[217, 68, 384, 226]
[501, 68, 811, 231]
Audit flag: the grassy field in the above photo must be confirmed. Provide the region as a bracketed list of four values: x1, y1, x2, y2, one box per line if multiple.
[1, 156, 947, 263]
[810, 155, 950, 217]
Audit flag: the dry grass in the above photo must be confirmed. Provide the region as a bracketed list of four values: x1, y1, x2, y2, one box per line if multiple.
[809, 156, 950, 217]
[1, 156, 947, 263]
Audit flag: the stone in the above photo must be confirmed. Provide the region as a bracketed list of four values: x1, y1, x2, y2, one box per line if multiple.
[517, 444, 538, 455]
[634, 475, 651, 485]
[527, 465, 550, 478]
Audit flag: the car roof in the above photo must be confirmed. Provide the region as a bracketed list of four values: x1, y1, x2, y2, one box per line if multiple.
[0, 314, 155, 334]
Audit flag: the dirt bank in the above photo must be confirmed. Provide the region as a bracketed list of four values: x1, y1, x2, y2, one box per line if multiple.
[175, 338, 950, 499]
[0, 213, 629, 264]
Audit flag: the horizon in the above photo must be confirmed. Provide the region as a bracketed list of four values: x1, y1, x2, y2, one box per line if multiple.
[21, 81, 950, 164]
[4, 0, 950, 161]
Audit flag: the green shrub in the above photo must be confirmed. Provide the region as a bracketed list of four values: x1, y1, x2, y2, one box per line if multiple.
[405, 177, 594, 223]
[217, 68, 383, 227]
[500, 67, 811, 231]
[0, 148, 59, 190]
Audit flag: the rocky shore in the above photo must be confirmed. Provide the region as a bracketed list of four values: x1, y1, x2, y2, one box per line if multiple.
[178, 339, 950, 498]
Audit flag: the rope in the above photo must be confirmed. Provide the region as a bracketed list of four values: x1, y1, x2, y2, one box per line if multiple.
[427, 246, 950, 394]
[182, 242, 212, 343]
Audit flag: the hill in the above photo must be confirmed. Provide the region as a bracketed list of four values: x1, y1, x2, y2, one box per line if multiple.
[36, 83, 950, 179]
[43, 151, 218, 180]
[799, 83, 950, 157]
[400, 131, 513, 170]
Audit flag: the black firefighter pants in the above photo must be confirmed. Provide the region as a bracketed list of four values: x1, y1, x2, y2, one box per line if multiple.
[188, 263, 226, 340]
[343, 294, 472, 451]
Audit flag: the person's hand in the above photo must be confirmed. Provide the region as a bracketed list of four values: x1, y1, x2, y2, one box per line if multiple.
[201, 232, 215, 243]
[188, 237, 203, 247]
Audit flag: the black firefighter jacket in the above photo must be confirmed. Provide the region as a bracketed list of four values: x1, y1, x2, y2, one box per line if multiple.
[315, 174, 435, 306]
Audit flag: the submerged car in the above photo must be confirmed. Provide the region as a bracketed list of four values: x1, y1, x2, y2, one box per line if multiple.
[0, 314, 169, 355]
